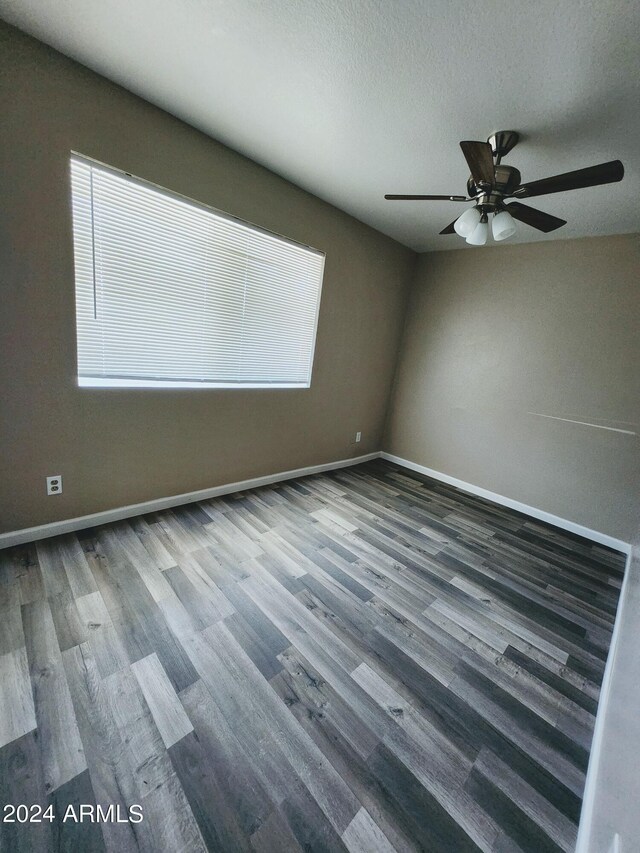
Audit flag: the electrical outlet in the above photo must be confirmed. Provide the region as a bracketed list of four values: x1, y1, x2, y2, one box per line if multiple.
[355, 431, 362, 443]
[46, 475, 62, 496]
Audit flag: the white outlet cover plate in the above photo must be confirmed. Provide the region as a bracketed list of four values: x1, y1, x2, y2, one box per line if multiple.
[46, 475, 63, 495]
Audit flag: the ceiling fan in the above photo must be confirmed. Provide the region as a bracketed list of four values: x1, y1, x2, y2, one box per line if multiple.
[385, 131, 624, 245]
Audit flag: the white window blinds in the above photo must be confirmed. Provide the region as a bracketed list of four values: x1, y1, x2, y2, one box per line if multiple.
[70, 156, 324, 388]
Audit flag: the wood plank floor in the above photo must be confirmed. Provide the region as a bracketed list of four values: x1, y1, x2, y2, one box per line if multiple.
[0, 460, 625, 852]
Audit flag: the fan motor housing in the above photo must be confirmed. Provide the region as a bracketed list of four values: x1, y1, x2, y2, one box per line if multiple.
[467, 165, 521, 202]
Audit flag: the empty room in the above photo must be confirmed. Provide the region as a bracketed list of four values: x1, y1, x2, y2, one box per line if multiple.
[0, 1, 638, 851]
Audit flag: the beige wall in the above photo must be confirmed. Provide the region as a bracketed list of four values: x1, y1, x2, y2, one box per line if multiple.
[0, 22, 416, 534]
[384, 234, 640, 542]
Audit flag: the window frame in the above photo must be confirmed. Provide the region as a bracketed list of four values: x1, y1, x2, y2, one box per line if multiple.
[69, 152, 326, 391]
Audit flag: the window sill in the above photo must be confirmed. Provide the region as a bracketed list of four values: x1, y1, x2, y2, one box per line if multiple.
[77, 377, 310, 389]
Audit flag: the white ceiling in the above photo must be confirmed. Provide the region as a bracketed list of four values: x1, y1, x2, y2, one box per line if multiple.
[2, 0, 639, 251]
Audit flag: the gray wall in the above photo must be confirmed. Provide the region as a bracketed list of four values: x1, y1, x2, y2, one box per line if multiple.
[0, 21, 415, 534]
[384, 234, 640, 542]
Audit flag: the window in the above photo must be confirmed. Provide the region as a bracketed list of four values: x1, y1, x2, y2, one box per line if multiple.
[70, 155, 325, 388]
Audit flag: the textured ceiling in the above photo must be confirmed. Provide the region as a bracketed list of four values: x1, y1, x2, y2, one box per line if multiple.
[1, 0, 639, 251]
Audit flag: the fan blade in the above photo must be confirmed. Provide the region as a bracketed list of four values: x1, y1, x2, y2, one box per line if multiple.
[384, 194, 467, 201]
[460, 141, 495, 188]
[439, 219, 458, 234]
[514, 160, 624, 199]
[506, 202, 567, 232]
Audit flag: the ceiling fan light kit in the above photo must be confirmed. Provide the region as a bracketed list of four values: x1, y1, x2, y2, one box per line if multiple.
[384, 131, 624, 246]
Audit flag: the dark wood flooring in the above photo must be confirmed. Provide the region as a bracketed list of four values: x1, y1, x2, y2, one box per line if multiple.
[0, 460, 625, 852]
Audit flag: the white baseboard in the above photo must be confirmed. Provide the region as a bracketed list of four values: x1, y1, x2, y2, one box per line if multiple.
[1, 450, 630, 555]
[380, 452, 631, 555]
[0, 452, 379, 550]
